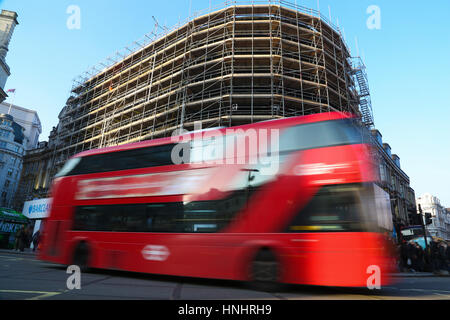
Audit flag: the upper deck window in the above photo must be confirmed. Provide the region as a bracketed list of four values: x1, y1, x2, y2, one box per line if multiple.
[280, 119, 369, 153]
[56, 143, 178, 177]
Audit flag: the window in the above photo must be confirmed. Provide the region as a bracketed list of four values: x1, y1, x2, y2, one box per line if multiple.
[58, 143, 178, 177]
[285, 184, 368, 233]
[0, 129, 9, 138]
[379, 164, 386, 182]
[4, 180, 10, 188]
[280, 119, 369, 153]
[73, 202, 184, 233]
[72, 190, 250, 234]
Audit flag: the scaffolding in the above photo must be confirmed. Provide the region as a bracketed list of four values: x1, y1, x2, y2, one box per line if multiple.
[351, 57, 374, 128]
[53, 0, 361, 167]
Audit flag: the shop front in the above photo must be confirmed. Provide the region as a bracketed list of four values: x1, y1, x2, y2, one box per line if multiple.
[0, 208, 29, 249]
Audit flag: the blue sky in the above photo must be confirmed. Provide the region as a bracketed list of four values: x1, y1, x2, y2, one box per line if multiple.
[1, 0, 449, 205]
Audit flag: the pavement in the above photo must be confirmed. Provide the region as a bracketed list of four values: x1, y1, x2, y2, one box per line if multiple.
[391, 272, 450, 277]
[0, 248, 36, 256]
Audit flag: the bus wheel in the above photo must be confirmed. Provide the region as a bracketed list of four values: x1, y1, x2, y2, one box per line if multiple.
[249, 249, 282, 292]
[73, 242, 91, 273]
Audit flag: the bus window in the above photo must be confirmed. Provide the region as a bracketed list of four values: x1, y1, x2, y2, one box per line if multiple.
[72, 190, 251, 234]
[280, 119, 369, 153]
[285, 184, 368, 233]
[59, 143, 178, 177]
[145, 203, 184, 233]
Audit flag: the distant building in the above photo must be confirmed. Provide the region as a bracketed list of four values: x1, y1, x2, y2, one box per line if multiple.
[0, 113, 25, 207]
[416, 194, 449, 241]
[0, 102, 42, 150]
[0, 10, 19, 103]
[371, 129, 417, 231]
[447, 208, 450, 241]
[13, 127, 56, 211]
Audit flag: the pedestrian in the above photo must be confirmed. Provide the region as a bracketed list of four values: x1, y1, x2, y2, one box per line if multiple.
[396, 243, 402, 272]
[414, 243, 422, 271]
[430, 240, 441, 273]
[406, 242, 417, 272]
[13, 227, 22, 251]
[26, 225, 33, 248]
[32, 230, 40, 252]
[413, 243, 424, 272]
[438, 242, 448, 272]
[400, 241, 408, 272]
[18, 225, 27, 252]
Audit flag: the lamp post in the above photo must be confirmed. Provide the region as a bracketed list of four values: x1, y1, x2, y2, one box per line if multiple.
[241, 168, 259, 209]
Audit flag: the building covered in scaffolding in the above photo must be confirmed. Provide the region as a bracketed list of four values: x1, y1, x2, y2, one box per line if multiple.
[13, 1, 415, 229]
[54, 1, 365, 169]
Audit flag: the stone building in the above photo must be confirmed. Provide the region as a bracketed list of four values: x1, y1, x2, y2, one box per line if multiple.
[0, 10, 19, 103]
[371, 129, 417, 231]
[416, 194, 449, 241]
[0, 113, 25, 207]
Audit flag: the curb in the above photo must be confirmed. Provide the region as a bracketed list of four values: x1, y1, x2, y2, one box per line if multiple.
[390, 273, 450, 278]
[0, 249, 36, 256]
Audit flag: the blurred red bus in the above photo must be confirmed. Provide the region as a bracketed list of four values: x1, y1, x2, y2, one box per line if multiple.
[39, 112, 395, 288]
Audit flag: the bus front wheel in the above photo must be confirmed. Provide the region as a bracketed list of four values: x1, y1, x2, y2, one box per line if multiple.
[72, 242, 91, 273]
[249, 249, 282, 292]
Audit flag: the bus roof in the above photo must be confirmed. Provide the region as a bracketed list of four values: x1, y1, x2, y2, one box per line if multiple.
[74, 112, 355, 159]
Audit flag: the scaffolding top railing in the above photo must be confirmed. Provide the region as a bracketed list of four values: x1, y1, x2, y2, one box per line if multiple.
[70, 0, 351, 92]
[349, 56, 365, 71]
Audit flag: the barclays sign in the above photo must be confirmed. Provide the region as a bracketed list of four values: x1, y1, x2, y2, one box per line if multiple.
[23, 198, 52, 219]
[29, 203, 50, 215]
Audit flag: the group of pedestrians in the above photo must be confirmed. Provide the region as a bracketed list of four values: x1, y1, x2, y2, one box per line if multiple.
[399, 239, 450, 274]
[430, 240, 450, 273]
[13, 225, 40, 252]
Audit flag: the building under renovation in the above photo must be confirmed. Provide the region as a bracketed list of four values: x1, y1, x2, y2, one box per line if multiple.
[53, 1, 373, 169]
[15, 1, 416, 230]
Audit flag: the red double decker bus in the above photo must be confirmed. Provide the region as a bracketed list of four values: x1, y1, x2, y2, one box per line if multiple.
[39, 112, 395, 288]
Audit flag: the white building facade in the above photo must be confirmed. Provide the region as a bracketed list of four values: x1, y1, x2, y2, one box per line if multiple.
[416, 193, 450, 241]
[0, 113, 25, 208]
[0, 102, 41, 150]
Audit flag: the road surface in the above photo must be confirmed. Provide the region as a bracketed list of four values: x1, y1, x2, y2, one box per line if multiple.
[0, 252, 449, 300]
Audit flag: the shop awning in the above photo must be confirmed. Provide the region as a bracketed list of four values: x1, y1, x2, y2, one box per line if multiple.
[0, 208, 29, 224]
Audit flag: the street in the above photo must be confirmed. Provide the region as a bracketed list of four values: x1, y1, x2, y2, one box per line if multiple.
[0, 252, 449, 300]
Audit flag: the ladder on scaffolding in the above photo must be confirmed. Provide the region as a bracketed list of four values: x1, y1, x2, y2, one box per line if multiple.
[352, 57, 374, 128]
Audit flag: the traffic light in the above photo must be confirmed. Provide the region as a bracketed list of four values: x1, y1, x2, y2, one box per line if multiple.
[425, 212, 432, 225]
[408, 213, 422, 226]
